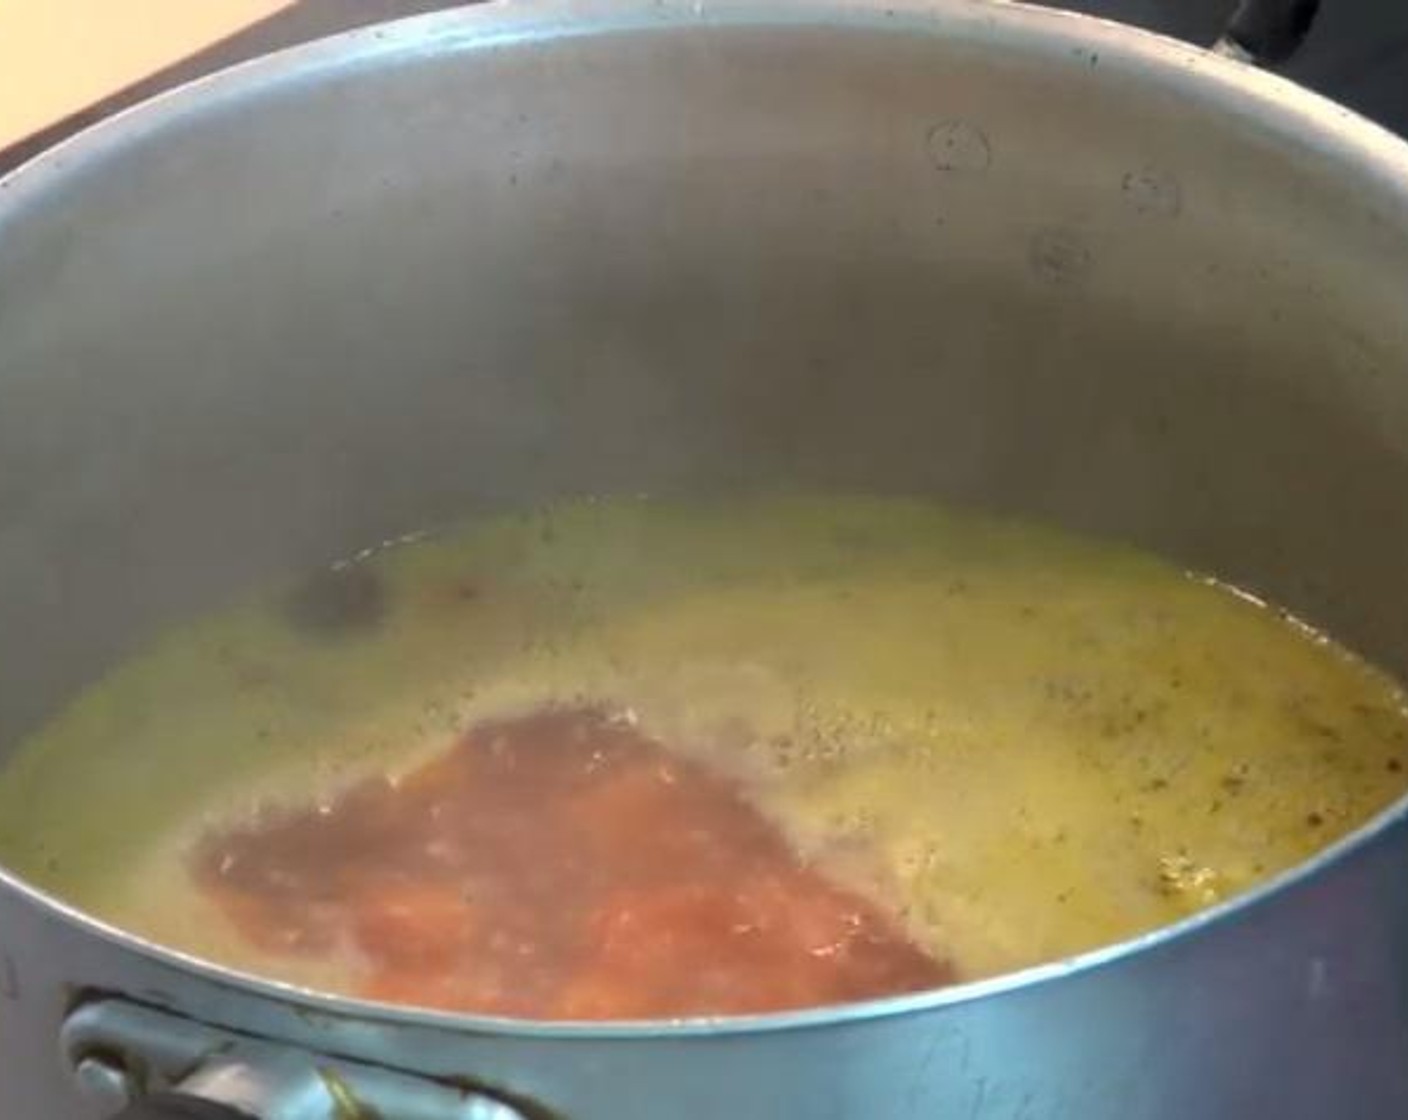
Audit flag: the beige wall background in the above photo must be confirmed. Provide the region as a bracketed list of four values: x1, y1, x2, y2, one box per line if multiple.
[0, 0, 289, 147]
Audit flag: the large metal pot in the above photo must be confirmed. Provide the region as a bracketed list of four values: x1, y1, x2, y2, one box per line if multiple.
[2, 2, 1408, 1117]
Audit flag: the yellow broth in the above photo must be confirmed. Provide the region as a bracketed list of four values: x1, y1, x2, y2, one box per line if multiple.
[1, 495, 1405, 998]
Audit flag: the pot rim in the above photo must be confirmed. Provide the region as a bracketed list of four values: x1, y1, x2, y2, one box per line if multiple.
[4, 0, 1408, 1038]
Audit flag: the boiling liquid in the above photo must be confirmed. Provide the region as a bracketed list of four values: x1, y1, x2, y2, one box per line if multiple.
[1, 496, 1405, 1013]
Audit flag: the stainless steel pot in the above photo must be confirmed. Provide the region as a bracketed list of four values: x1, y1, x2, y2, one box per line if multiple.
[2, 2, 1407, 1118]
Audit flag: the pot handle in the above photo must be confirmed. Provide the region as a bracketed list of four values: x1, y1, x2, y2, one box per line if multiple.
[64, 999, 530, 1120]
[107, 1097, 253, 1120]
[1213, 0, 1321, 65]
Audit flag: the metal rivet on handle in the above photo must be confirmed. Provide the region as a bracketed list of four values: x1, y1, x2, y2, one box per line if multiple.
[73, 1054, 137, 1112]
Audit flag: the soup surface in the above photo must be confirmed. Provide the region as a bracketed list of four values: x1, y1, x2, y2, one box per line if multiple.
[2, 495, 1405, 1018]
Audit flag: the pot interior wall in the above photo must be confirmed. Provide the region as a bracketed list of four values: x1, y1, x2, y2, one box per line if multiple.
[3, 9, 1408, 753]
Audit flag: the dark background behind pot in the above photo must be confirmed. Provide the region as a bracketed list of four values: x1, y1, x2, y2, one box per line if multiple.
[0, 0, 1406, 178]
